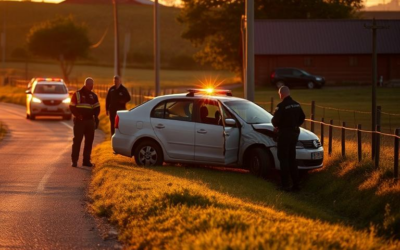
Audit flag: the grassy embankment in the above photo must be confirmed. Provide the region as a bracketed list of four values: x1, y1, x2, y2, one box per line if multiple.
[90, 141, 400, 249]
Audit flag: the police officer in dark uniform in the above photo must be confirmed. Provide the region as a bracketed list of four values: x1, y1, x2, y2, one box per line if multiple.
[272, 86, 305, 192]
[105, 75, 131, 136]
[69, 77, 100, 167]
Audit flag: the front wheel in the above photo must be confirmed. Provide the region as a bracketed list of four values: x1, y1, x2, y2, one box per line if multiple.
[248, 148, 271, 178]
[306, 81, 315, 89]
[134, 140, 163, 166]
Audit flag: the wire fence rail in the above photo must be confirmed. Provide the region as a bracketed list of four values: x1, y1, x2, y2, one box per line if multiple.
[303, 118, 399, 182]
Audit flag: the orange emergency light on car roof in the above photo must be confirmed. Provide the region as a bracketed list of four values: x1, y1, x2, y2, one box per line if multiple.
[186, 88, 232, 97]
[36, 78, 63, 82]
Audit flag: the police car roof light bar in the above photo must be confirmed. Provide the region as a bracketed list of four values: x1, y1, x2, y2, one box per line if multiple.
[186, 89, 232, 97]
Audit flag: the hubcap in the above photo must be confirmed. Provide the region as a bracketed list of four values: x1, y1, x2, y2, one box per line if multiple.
[307, 82, 314, 89]
[139, 146, 157, 166]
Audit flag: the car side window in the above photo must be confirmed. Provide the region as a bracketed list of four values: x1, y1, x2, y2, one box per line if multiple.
[151, 102, 166, 118]
[199, 100, 223, 126]
[151, 100, 193, 122]
[292, 70, 302, 77]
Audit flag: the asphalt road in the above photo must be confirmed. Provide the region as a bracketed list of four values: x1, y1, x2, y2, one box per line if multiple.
[0, 103, 116, 250]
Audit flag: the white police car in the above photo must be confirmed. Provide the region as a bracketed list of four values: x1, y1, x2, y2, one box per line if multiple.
[25, 78, 71, 120]
[112, 89, 323, 176]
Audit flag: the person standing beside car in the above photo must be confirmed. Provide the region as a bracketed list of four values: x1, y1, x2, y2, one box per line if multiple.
[272, 86, 305, 192]
[105, 75, 131, 136]
[69, 77, 100, 168]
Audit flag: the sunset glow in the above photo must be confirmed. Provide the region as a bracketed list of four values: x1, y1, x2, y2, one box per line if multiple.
[6, 0, 379, 7]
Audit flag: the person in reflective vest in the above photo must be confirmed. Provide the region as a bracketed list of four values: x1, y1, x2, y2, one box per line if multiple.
[69, 77, 100, 167]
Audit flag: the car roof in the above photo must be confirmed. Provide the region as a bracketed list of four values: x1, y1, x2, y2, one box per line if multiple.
[151, 93, 248, 103]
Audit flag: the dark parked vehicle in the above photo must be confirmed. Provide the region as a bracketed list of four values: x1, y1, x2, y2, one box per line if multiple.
[270, 68, 325, 89]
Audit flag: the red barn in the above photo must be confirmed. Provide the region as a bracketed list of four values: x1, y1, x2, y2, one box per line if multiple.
[254, 20, 400, 86]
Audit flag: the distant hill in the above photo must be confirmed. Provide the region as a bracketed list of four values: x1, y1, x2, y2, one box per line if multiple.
[365, 0, 400, 11]
[62, 0, 161, 6]
[2, 2, 197, 69]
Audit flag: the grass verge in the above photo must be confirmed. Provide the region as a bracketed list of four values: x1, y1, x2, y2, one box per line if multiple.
[89, 142, 399, 249]
[0, 121, 7, 141]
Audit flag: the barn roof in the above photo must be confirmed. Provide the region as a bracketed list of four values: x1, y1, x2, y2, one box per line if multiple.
[254, 20, 400, 55]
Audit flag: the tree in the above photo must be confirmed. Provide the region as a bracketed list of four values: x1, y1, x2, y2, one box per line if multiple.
[27, 16, 90, 83]
[178, 0, 363, 73]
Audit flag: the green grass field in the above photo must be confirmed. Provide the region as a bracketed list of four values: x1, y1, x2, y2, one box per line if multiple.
[1, 1, 197, 68]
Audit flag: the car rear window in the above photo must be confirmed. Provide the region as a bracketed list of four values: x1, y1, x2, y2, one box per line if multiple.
[34, 83, 67, 94]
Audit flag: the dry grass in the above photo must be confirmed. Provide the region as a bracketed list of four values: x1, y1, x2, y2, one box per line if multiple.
[89, 142, 400, 249]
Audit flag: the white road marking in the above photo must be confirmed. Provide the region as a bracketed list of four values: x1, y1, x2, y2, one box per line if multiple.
[61, 122, 73, 130]
[36, 146, 70, 193]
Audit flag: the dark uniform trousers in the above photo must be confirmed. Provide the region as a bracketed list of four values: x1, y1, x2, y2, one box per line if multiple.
[72, 119, 96, 164]
[277, 128, 300, 189]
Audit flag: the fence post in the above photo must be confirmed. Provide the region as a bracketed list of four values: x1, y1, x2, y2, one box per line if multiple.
[375, 125, 381, 169]
[311, 100, 315, 133]
[270, 97, 274, 113]
[329, 120, 333, 156]
[320, 117, 324, 147]
[358, 124, 362, 162]
[394, 128, 399, 182]
[342, 122, 346, 157]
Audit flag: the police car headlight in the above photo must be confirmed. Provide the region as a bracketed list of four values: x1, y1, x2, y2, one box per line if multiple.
[296, 141, 304, 149]
[32, 97, 42, 103]
[62, 97, 71, 104]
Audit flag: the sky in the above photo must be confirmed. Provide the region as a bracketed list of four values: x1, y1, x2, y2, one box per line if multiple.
[5, 0, 383, 7]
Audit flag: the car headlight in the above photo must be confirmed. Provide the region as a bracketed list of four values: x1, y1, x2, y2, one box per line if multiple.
[32, 97, 42, 103]
[296, 141, 304, 149]
[62, 97, 71, 104]
[315, 77, 322, 81]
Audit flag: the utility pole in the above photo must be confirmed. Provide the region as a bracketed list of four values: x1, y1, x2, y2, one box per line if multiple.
[245, 0, 254, 101]
[364, 18, 389, 159]
[112, 0, 121, 76]
[154, 0, 160, 97]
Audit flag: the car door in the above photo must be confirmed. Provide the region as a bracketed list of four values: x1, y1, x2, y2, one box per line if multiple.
[150, 99, 195, 160]
[292, 69, 307, 86]
[194, 100, 240, 164]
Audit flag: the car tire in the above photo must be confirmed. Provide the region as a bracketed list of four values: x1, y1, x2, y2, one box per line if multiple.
[276, 81, 285, 89]
[29, 114, 36, 120]
[307, 81, 315, 89]
[26, 114, 30, 119]
[134, 140, 163, 166]
[248, 147, 271, 178]
[63, 115, 72, 120]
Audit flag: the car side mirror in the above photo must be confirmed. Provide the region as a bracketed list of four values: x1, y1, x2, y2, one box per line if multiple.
[25, 90, 32, 94]
[225, 118, 236, 126]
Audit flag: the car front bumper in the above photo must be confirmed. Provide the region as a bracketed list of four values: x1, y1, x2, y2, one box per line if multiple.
[296, 147, 324, 169]
[30, 102, 71, 116]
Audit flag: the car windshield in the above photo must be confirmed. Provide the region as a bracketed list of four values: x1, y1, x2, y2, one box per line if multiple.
[34, 83, 67, 94]
[224, 100, 272, 124]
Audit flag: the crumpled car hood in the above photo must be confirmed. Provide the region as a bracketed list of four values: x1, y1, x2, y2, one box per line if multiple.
[252, 123, 319, 140]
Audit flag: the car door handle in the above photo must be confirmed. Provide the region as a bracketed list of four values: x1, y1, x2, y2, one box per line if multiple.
[155, 124, 165, 129]
[197, 129, 207, 134]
